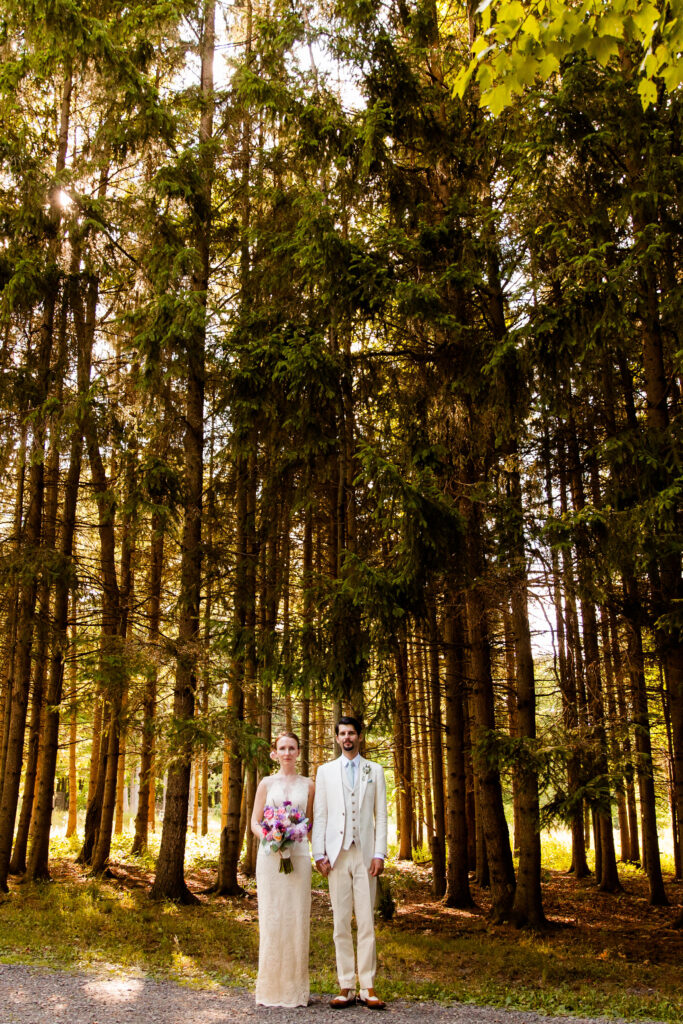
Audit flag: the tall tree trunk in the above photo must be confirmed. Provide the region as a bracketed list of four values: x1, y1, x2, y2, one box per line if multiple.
[601, 611, 631, 862]
[555, 431, 590, 877]
[628, 176, 683, 879]
[413, 632, 434, 842]
[394, 632, 413, 860]
[301, 502, 314, 776]
[66, 600, 79, 839]
[17, 302, 70, 863]
[502, 604, 520, 857]
[25, 277, 92, 882]
[507, 466, 547, 928]
[17, 312, 68, 863]
[610, 610, 641, 865]
[201, 402, 217, 839]
[9, 410, 62, 875]
[0, 416, 27, 785]
[132, 519, 164, 855]
[150, 0, 214, 903]
[77, 709, 107, 867]
[87, 402, 132, 875]
[465, 505, 515, 919]
[214, 451, 248, 896]
[427, 602, 446, 895]
[444, 596, 473, 908]
[87, 698, 103, 808]
[409, 647, 424, 852]
[241, 452, 260, 879]
[660, 667, 681, 879]
[622, 578, 668, 904]
[566, 417, 621, 893]
[0, 295, 57, 891]
[1, 60, 74, 890]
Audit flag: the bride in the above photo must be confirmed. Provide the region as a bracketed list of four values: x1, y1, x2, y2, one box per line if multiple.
[250, 731, 315, 1007]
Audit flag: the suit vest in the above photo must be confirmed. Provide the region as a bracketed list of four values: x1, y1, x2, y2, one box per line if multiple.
[342, 762, 361, 850]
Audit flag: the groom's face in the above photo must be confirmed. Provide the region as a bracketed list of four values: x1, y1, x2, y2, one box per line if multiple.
[336, 724, 361, 758]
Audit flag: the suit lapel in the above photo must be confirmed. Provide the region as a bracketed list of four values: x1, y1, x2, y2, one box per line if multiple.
[358, 756, 368, 806]
[337, 755, 346, 795]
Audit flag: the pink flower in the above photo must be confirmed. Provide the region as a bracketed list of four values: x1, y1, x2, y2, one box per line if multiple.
[258, 802, 310, 874]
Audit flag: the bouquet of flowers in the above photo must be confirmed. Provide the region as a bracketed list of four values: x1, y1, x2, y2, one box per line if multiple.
[259, 800, 309, 874]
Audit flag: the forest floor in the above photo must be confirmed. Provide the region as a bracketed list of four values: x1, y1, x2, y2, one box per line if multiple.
[0, 834, 682, 1023]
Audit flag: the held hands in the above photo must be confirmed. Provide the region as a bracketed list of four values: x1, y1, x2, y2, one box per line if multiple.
[316, 856, 331, 878]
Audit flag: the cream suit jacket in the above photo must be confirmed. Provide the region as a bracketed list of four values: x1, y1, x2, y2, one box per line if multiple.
[312, 755, 388, 869]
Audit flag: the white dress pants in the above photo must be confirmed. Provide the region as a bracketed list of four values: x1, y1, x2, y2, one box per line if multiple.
[328, 845, 377, 990]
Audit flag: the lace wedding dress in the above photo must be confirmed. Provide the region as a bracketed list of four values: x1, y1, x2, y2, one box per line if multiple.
[255, 774, 311, 1007]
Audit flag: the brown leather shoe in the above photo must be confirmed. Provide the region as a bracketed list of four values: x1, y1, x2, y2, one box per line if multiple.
[330, 991, 356, 1009]
[358, 989, 386, 1010]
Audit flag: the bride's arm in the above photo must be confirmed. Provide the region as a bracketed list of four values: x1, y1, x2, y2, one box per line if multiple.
[250, 778, 269, 840]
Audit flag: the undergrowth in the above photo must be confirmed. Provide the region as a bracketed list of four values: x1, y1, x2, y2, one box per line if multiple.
[0, 819, 681, 1022]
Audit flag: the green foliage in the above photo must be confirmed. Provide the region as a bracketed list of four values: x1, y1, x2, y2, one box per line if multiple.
[347, 443, 465, 624]
[453, 0, 683, 114]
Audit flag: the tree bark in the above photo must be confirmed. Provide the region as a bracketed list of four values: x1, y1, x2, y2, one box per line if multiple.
[12, 316, 67, 871]
[213, 451, 248, 896]
[25, 275, 91, 881]
[132, 519, 163, 854]
[394, 632, 414, 860]
[444, 596, 473, 907]
[465, 507, 515, 919]
[628, 172, 683, 877]
[566, 417, 621, 893]
[502, 604, 520, 857]
[150, 0, 214, 903]
[427, 601, 447, 896]
[86, 393, 130, 875]
[66, 601, 79, 839]
[413, 632, 433, 845]
[0, 283, 57, 891]
[555, 430, 590, 878]
[622, 578, 668, 904]
[507, 467, 547, 928]
[1, 58, 74, 891]
[0, 418, 27, 785]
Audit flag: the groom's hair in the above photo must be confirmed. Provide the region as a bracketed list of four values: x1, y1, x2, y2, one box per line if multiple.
[335, 715, 363, 736]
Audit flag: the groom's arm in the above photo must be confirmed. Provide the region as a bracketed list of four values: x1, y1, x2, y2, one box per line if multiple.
[312, 766, 330, 876]
[369, 764, 388, 876]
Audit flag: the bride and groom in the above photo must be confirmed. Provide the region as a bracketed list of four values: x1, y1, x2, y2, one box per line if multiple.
[250, 716, 388, 1009]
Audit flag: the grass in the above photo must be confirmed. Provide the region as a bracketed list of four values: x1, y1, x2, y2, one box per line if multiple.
[1, 818, 682, 1022]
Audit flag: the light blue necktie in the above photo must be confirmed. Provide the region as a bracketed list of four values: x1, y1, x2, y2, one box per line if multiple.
[347, 759, 356, 788]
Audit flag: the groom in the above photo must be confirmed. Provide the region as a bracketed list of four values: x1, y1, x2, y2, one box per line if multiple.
[312, 716, 388, 1010]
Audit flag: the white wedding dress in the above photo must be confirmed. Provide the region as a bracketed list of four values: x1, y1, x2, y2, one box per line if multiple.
[255, 774, 311, 1007]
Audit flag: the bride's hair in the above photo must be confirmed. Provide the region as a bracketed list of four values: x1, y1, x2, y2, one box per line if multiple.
[272, 730, 300, 751]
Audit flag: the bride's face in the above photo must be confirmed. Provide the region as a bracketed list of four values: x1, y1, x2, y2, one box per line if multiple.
[274, 737, 299, 768]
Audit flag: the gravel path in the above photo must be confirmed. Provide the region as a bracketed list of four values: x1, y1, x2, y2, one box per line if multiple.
[0, 964, 666, 1024]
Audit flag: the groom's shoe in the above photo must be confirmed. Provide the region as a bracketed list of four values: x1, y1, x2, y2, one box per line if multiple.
[330, 990, 356, 1009]
[358, 989, 386, 1010]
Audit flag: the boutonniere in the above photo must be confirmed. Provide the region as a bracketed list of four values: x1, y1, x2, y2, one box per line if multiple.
[362, 764, 372, 780]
